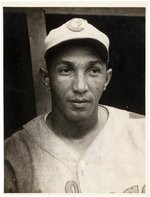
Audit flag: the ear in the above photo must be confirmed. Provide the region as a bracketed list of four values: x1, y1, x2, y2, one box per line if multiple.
[39, 67, 50, 87]
[103, 68, 112, 91]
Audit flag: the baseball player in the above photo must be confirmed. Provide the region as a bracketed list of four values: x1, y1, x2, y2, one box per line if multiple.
[4, 18, 145, 193]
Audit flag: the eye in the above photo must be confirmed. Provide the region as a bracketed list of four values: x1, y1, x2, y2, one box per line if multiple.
[59, 67, 73, 76]
[88, 67, 101, 76]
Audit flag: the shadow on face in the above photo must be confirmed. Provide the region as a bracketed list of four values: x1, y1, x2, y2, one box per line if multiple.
[45, 39, 109, 72]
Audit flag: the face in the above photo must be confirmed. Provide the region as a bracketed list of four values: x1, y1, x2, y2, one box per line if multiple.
[44, 45, 112, 123]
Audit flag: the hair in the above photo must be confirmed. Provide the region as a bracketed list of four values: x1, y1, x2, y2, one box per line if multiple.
[45, 39, 109, 72]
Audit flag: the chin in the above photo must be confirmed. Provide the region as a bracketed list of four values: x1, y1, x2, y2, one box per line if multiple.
[65, 110, 93, 122]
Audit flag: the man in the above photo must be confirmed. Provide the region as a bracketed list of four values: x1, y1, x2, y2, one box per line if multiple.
[4, 18, 145, 193]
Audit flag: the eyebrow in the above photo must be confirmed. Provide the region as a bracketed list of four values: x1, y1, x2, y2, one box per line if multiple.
[55, 60, 74, 67]
[88, 60, 105, 66]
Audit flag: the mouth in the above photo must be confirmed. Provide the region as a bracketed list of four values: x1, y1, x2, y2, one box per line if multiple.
[68, 98, 90, 108]
[69, 98, 90, 103]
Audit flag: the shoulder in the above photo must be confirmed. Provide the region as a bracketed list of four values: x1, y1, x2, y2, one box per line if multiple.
[101, 105, 145, 152]
[4, 113, 49, 192]
[101, 105, 145, 121]
[5, 114, 46, 158]
[100, 104, 145, 137]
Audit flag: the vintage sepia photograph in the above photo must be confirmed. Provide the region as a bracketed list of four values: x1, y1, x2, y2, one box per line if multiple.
[3, 1, 147, 194]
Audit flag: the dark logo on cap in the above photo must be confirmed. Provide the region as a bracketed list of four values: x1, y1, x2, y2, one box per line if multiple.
[66, 18, 86, 32]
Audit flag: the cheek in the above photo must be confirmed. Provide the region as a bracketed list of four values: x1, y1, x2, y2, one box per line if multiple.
[88, 78, 106, 97]
[50, 77, 71, 98]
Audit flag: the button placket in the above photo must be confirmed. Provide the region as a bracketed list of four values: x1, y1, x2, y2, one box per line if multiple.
[77, 160, 88, 192]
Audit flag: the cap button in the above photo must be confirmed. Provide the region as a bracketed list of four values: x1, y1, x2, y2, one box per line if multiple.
[66, 18, 86, 32]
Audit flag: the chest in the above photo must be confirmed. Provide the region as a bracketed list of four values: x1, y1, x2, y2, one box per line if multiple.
[24, 143, 145, 193]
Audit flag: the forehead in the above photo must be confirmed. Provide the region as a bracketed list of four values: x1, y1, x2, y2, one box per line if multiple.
[45, 40, 108, 69]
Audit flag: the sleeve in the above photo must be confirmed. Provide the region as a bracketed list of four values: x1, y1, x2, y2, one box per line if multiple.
[4, 130, 33, 193]
[4, 160, 18, 193]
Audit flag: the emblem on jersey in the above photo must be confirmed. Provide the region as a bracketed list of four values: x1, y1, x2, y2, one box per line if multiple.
[66, 18, 86, 32]
[65, 180, 80, 193]
[123, 185, 145, 193]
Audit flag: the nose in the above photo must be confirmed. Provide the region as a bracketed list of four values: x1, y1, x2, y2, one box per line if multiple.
[72, 72, 88, 93]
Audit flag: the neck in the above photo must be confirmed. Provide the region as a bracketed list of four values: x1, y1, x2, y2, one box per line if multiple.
[46, 107, 99, 139]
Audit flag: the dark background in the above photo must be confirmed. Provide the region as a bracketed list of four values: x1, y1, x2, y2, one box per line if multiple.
[4, 10, 145, 139]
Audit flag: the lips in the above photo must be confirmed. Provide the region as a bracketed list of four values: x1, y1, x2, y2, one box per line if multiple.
[68, 98, 90, 108]
[69, 98, 90, 103]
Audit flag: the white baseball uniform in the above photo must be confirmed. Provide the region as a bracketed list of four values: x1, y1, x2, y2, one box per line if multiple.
[4, 105, 145, 193]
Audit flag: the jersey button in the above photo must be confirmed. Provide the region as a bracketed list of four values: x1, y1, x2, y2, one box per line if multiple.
[80, 161, 87, 167]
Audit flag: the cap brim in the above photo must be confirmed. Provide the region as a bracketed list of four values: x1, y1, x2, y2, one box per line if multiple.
[45, 38, 109, 64]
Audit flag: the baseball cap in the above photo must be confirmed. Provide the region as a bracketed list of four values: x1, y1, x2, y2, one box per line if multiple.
[44, 18, 110, 63]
